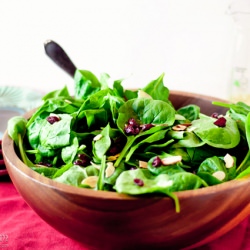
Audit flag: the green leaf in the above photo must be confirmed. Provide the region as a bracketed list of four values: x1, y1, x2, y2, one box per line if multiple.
[53, 165, 86, 186]
[74, 69, 101, 99]
[7, 116, 27, 146]
[190, 115, 240, 149]
[142, 73, 170, 101]
[61, 136, 79, 164]
[42, 85, 70, 101]
[177, 104, 200, 121]
[125, 129, 168, 162]
[40, 114, 72, 149]
[97, 156, 106, 190]
[92, 124, 112, 162]
[117, 97, 175, 132]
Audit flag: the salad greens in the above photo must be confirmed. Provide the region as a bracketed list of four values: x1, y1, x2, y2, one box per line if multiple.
[7, 69, 250, 213]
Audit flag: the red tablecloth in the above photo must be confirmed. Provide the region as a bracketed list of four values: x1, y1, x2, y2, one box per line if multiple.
[1, 175, 250, 250]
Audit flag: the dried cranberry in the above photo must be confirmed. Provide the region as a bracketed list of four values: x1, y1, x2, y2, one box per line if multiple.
[124, 124, 140, 135]
[108, 146, 120, 155]
[74, 154, 90, 167]
[37, 162, 53, 167]
[128, 118, 139, 126]
[46, 115, 60, 124]
[108, 138, 124, 155]
[77, 154, 90, 166]
[141, 124, 154, 131]
[211, 112, 219, 118]
[214, 117, 227, 127]
[134, 178, 144, 186]
[152, 156, 162, 167]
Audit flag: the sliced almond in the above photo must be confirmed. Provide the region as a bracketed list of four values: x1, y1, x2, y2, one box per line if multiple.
[65, 99, 72, 104]
[161, 155, 182, 165]
[139, 161, 148, 169]
[90, 161, 100, 170]
[107, 154, 120, 161]
[49, 113, 60, 119]
[93, 134, 102, 141]
[172, 124, 187, 131]
[138, 89, 152, 99]
[224, 153, 234, 169]
[212, 171, 226, 181]
[81, 176, 98, 188]
[105, 162, 115, 178]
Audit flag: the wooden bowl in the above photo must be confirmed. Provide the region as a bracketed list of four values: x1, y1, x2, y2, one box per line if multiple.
[2, 91, 250, 250]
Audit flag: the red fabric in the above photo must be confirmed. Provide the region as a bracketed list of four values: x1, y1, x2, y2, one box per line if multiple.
[1, 178, 250, 250]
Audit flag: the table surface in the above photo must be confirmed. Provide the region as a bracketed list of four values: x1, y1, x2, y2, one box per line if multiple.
[0, 174, 250, 250]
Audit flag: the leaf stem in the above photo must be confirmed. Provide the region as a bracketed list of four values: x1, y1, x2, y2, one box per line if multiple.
[114, 136, 135, 167]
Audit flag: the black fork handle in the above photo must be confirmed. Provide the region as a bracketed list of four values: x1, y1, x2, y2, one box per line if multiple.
[44, 40, 77, 78]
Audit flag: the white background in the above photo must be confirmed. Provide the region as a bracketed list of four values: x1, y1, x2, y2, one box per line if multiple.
[0, 0, 237, 99]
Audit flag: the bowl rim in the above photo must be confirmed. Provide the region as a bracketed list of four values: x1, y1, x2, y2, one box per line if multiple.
[2, 90, 250, 201]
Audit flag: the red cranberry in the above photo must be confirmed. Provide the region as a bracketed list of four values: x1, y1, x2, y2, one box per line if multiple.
[128, 118, 139, 126]
[124, 118, 141, 135]
[74, 154, 90, 167]
[108, 138, 124, 155]
[77, 154, 90, 166]
[214, 117, 226, 127]
[152, 156, 162, 167]
[108, 147, 118, 155]
[46, 115, 60, 124]
[126, 125, 140, 135]
[37, 162, 53, 167]
[134, 178, 144, 186]
[211, 112, 219, 118]
[141, 124, 154, 131]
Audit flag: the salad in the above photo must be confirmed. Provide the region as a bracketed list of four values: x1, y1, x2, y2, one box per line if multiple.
[7, 69, 250, 212]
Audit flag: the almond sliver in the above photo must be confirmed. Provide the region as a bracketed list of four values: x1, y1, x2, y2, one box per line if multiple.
[161, 155, 182, 165]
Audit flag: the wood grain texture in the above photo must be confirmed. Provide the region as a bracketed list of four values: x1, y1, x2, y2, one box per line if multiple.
[2, 91, 250, 250]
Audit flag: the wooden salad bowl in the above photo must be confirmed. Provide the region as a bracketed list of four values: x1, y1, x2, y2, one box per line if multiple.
[2, 90, 250, 250]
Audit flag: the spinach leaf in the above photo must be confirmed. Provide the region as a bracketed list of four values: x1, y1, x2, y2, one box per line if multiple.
[53, 165, 86, 186]
[147, 154, 185, 175]
[167, 172, 208, 191]
[78, 108, 108, 130]
[7, 116, 35, 167]
[97, 156, 106, 190]
[39, 114, 72, 149]
[197, 156, 229, 184]
[42, 85, 70, 101]
[190, 115, 240, 149]
[236, 112, 250, 174]
[31, 167, 58, 178]
[74, 69, 101, 99]
[113, 79, 124, 98]
[124, 89, 138, 100]
[177, 104, 200, 121]
[7, 116, 27, 146]
[92, 124, 112, 163]
[61, 136, 79, 164]
[125, 129, 168, 162]
[26, 97, 80, 127]
[167, 130, 205, 148]
[117, 97, 175, 130]
[114, 168, 180, 212]
[142, 73, 170, 102]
